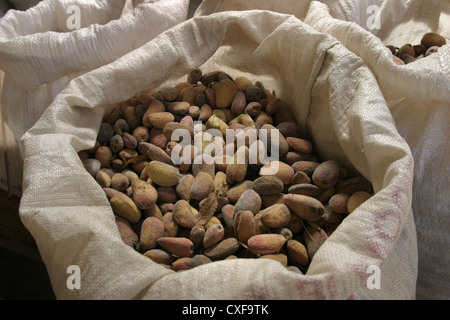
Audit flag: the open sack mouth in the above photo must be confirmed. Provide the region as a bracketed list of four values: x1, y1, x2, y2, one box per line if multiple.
[18, 10, 415, 300]
[81, 66, 375, 273]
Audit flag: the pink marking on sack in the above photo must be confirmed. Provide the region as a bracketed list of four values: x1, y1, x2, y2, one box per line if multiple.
[295, 273, 337, 299]
[366, 208, 402, 259]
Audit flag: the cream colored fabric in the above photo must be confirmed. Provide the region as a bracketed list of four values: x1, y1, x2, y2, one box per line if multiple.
[19, 10, 416, 299]
[303, 1, 450, 300]
[196, 0, 450, 301]
[0, 0, 190, 195]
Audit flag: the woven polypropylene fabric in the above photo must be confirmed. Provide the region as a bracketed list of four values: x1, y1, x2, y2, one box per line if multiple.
[197, 0, 450, 301]
[19, 10, 416, 299]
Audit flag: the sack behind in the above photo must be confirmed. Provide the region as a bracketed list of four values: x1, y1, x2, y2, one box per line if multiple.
[197, 0, 450, 301]
[0, 0, 190, 195]
[304, 0, 450, 301]
[19, 10, 416, 299]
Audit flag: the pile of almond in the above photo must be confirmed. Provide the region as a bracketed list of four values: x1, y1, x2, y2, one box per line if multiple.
[80, 68, 374, 273]
[387, 32, 447, 65]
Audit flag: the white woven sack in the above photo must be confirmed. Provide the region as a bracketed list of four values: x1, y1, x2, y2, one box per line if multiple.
[19, 10, 416, 300]
[303, 0, 450, 301]
[0, 0, 189, 195]
[198, 0, 450, 301]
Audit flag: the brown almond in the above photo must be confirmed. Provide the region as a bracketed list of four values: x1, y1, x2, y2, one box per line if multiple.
[213, 171, 229, 197]
[147, 160, 180, 187]
[147, 112, 175, 129]
[347, 191, 372, 214]
[254, 111, 274, 127]
[234, 210, 256, 244]
[95, 146, 114, 168]
[157, 186, 178, 203]
[226, 181, 253, 203]
[172, 257, 192, 271]
[110, 193, 141, 224]
[291, 171, 311, 184]
[226, 146, 249, 185]
[312, 160, 340, 189]
[291, 161, 320, 176]
[288, 183, 322, 198]
[140, 217, 164, 250]
[245, 102, 261, 117]
[148, 128, 167, 149]
[175, 174, 195, 201]
[284, 194, 324, 221]
[321, 205, 345, 223]
[203, 237, 240, 260]
[303, 226, 328, 259]
[173, 199, 197, 229]
[259, 203, 291, 228]
[276, 122, 299, 138]
[261, 124, 289, 157]
[265, 98, 283, 115]
[259, 161, 294, 185]
[287, 240, 309, 267]
[179, 87, 198, 105]
[203, 223, 225, 248]
[188, 254, 212, 269]
[245, 85, 262, 102]
[143, 249, 174, 265]
[215, 79, 238, 109]
[161, 212, 179, 237]
[234, 189, 262, 214]
[201, 70, 222, 86]
[247, 234, 286, 255]
[162, 121, 193, 141]
[198, 104, 213, 122]
[190, 171, 214, 201]
[157, 237, 194, 258]
[189, 225, 205, 250]
[252, 176, 284, 196]
[160, 86, 179, 101]
[286, 137, 313, 153]
[234, 76, 252, 92]
[131, 179, 158, 210]
[115, 216, 138, 248]
[142, 100, 165, 127]
[261, 193, 285, 208]
[421, 32, 446, 48]
[328, 193, 350, 214]
[187, 69, 202, 84]
[109, 134, 124, 153]
[166, 101, 191, 115]
[285, 152, 313, 165]
[231, 90, 247, 115]
[144, 143, 174, 165]
[98, 122, 115, 145]
[95, 170, 111, 188]
[221, 204, 236, 231]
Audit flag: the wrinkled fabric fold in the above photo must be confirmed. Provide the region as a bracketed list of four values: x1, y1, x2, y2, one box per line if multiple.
[20, 10, 416, 299]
